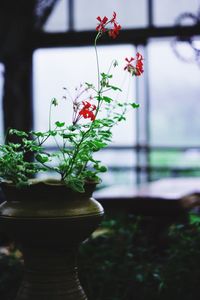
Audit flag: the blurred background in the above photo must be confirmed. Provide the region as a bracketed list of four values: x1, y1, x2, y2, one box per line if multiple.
[0, 2, 200, 300]
[0, 0, 200, 188]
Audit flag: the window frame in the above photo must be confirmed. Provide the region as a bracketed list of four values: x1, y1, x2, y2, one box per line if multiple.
[31, 0, 200, 185]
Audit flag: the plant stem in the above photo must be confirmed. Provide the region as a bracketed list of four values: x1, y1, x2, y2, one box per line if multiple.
[63, 33, 104, 180]
[63, 131, 87, 179]
[94, 32, 101, 91]
[49, 101, 53, 131]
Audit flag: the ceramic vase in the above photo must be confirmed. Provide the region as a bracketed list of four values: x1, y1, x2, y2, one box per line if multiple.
[0, 180, 104, 300]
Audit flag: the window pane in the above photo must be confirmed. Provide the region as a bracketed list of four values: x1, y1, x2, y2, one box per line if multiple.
[33, 45, 137, 146]
[148, 38, 200, 146]
[99, 168, 136, 188]
[150, 149, 200, 168]
[149, 148, 200, 181]
[154, 0, 200, 27]
[150, 169, 200, 181]
[95, 149, 136, 187]
[43, 0, 68, 32]
[94, 149, 136, 168]
[74, 0, 148, 30]
[0, 64, 4, 143]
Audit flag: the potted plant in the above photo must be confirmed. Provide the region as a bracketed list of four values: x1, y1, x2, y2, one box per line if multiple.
[0, 12, 144, 300]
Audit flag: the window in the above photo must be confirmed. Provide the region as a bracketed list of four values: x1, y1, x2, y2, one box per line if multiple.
[33, 0, 200, 186]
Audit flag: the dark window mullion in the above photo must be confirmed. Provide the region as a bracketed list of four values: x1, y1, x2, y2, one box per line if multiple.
[147, 0, 154, 27]
[68, 0, 74, 31]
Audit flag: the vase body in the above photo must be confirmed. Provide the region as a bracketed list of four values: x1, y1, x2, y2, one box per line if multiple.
[0, 180, 104, 300]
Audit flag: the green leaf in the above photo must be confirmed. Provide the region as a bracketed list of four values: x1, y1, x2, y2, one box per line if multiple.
[107, 85, 122, 91]
[95, 95, 113, 103]
[131, 103, 140, 109]
[8, 143, 21, 150]
[49, 130, 57, 136]
[68, 124, 81, 131]
[101, 73, 112, 79]
[85, 82, 95, 89]
[82, 169, 100, 181]
[55, 121, 65, 127]
[86, 140, 107, 152]
[100, 119, 115, 127]
[99, 130, 112, 138]
[102, 96, 113, 103]
[113, 60, 118, 67]
[94, 164, 107, 172]
[65, 177, 85, 193]
[99, 166, 107, 172]
[35, 154, 49, 164]
[51, 98, 58, 106]
[119, 116, 126, 121]
[95, 95, 102, 101]
[62, 133, 77, 139]
[93, 140, 107, 148]
[9, 129, 28, 138]
[31, 131, 45, 137]
[79, 154, 90, 161]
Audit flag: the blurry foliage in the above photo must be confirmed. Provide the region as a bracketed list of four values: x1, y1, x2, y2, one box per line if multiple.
[1, 213, 200, 299]
[79, 213, 200, 300]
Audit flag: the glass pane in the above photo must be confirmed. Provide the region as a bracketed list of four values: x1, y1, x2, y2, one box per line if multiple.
[95, 149, 136, 187]
[148, 38, 200, 146]
[150, 169, 200, 181]
[94, 149, 136, 168]
[33, 45, 137, 146]
[74, 0, 148, 30]
[150, 148, 200, 181]
[137, 45, 148, 146]
[0, 64, 4, 143]
[154, 0, 200, 27]
[43, 0, 69, 32]
[150, 149, 200, 168]
[99, 168, 136, 188]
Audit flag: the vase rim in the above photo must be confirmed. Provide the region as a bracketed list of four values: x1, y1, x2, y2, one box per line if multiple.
[0, 177, 100, 187]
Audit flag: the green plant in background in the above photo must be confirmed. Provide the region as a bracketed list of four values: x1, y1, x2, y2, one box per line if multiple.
[79, 213, 200, 300]
[0, 12, 143, 192]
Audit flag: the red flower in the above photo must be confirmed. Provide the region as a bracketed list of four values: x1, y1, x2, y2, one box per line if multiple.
[96, 16, 108, 32]
[79, 101, 96, 121]
[108, 22, 121, 39]
[96, 12, 121, 38]
[124, 53, 144, 76]
[135, 52, 144, 76]
[82, 101, 91, 109]
[111, 11, 117, 23]
[124, 57, 135, 73]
